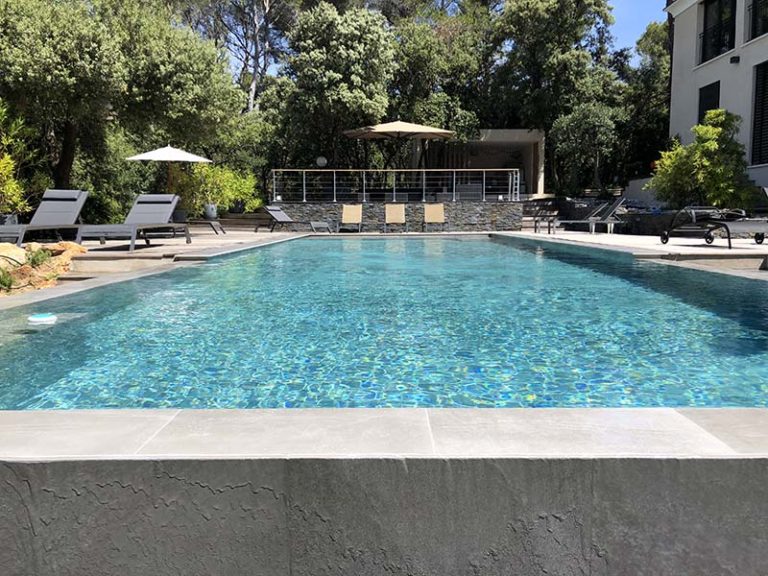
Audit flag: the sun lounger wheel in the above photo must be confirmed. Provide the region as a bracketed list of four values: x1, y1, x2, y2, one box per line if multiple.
[660, 231, 669, 244]
[756, 233, 765, 245]
[704, 232, 714, 244]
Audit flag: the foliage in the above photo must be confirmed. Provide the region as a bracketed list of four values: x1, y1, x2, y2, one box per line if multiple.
[0, 267, 11, 291]
[285, 2, 396, 166]
[616, 21, 672, 180]
[174, 164, 259, 215]
[0, 0, 243, 188]
[27, 248, 51, 268]
[0, 99, 34, 213]
[648, 110, 755, 209]
[552, 102, 621, 191]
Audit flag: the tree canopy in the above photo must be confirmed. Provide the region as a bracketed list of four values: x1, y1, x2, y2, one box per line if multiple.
[0, 0, 675, 219]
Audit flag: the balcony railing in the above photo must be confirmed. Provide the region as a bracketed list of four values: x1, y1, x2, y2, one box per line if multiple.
[271, 169, 523, 203]
[699, 17, 735, 63]
[750, 0, 768, 40]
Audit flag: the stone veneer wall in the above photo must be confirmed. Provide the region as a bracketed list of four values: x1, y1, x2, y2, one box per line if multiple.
[2, 458, 768, 575]
[268, 202, 523, 232]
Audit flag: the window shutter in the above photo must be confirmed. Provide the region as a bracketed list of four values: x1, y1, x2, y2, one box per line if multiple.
[753, 62, 768, 166]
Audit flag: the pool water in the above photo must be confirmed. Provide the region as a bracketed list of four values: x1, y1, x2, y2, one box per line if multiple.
[1, 236, 768, 409]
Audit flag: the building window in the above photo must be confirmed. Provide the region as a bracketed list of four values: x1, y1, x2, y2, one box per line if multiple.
[698, 82, 721, 123]
[753, 62, 768, 165]
[749, 0, 768, 40]
[700, 0, 736, 63]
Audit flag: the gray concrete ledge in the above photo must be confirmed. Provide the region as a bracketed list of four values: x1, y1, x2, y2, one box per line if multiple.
[2, 457, 768, 575]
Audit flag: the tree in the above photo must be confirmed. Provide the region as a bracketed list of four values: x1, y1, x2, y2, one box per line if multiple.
[0, 0, 243, 188]
[284, 2, 396, 165]
[648, 110, 755, 209]
[0, 99, 38, 213]
[174, 0, 298, 112]
[552, 102, 620, 191]
[497, 0, 615, 190]
[618, 21, 671, 180]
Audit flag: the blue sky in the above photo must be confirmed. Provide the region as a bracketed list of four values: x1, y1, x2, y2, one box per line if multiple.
[611, 0, 668, 51]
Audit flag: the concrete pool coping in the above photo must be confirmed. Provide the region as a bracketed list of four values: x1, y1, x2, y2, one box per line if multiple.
[2, 231, 768, 463]
[2, 407, 768, 461]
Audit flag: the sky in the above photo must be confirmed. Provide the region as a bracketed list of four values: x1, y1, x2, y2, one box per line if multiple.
[611, 0, 668, 52]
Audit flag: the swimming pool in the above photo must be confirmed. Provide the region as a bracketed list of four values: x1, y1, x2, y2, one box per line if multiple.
[1, 236, 767, 409]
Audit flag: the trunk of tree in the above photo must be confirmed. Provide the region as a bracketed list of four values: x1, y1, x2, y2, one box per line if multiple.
[52, 121, 78, 189]
[247, 3, 261, 113]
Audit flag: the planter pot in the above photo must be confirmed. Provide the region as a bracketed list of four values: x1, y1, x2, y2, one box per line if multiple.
[203, 203, 218, 220]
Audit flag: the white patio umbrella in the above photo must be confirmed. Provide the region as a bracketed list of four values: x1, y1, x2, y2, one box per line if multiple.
[127, 145, 211, 192]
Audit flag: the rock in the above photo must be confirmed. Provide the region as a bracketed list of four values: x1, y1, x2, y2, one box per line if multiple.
[0, 243, 26, 270]
[41, 241, 87, 256]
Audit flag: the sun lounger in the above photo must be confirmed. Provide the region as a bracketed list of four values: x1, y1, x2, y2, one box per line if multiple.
[423, 203, 447, 232]
[552, 197, 625, 234]
[263, 205, 310, 232]
[76, 194, 189, 252]
[535, 201, 606, 234]
[661, 206, 765, 249]
[338, 205, 362, 233]
[384, 204, 407, 233]
[0, 189, 89, 246]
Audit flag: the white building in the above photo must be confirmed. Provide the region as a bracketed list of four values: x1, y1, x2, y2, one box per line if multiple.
[666, 0, 768, 186]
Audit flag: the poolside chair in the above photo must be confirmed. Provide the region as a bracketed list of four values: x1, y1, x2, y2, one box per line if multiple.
[423, 203, 447, 232]
[0, 189, 89, 246]
[535, 202, 606, 234]
[338, 204, 362, 233]
[552, 197, 626, 235]
[263, 205, 309, 232]
[76, 194, 190, 252]
[384, 204, 407, 233]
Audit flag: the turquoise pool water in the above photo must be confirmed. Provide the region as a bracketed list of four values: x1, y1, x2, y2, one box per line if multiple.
[1, 236, 768, 409]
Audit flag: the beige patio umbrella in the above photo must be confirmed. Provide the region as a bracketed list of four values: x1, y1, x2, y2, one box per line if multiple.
[344, 121, 454, 169]
[126, 145, 211, 192]
[343, 120, 454, 141]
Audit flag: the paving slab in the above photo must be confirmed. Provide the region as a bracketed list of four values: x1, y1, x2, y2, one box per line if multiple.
[677, 408, 768, 454]
[0, 409, 179, 459]
[427, 408, 737, 457]
[137, 408, 435, 458]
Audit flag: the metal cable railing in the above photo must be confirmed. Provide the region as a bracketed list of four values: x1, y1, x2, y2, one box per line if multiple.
[271, 169, 523, 203]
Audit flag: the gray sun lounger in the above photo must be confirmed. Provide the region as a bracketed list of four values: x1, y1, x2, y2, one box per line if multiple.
[0, 189, 89, 246]
[263, 206, 309, 232]
[552, 197, 626, 234]
[535, 201, 607, 234]
[76, 194, 190, 252]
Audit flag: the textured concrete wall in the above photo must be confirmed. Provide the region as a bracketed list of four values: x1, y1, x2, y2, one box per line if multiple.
[2, 458, 768, 575]
[268, 202, 523, 232]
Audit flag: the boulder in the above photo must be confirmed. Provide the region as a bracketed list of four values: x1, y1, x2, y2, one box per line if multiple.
[0, 243, 26, 270]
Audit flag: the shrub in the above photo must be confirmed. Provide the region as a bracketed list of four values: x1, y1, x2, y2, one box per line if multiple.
[174, 164, 260, 216]
[648, 109, 755, 209]
[0, 268, 12, 291]
[27, 248, 51, 268]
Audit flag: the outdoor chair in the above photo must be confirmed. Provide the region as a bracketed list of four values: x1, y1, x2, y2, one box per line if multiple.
[552, 197, 626, 234]
[338, 204, 362, 233]
[423, 203, 447, 232]
[0, 189, 89, 246]
[76, 194, 190, 252]
[384, 204, 408, 233]
[263, 205, 311, 232]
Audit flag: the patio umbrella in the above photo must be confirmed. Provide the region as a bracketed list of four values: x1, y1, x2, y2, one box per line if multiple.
[126, 145, 211, 192]
[344, 121, 454, 169]
[343, 120, 454, 141]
